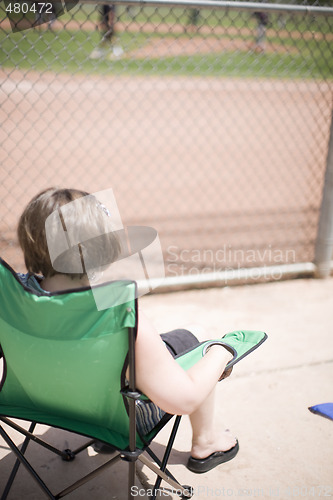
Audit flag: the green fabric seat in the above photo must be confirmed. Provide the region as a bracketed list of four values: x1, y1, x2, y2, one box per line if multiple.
[0, 258, 139, 450]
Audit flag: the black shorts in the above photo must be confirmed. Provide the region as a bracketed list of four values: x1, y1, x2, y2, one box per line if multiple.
[160, 329, 200, 358]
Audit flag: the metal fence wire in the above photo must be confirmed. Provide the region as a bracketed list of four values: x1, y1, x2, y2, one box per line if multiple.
[0, 0, 333, 287]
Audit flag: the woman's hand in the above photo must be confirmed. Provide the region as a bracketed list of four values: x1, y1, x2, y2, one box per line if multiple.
[219, 366, 233, 381]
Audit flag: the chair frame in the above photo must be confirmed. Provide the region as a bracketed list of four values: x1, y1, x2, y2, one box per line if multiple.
[0, 316, 193, 500]
[0, 257, 267, 499]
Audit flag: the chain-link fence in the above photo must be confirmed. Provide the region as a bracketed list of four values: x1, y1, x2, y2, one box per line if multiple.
[1, 0, 333, 288]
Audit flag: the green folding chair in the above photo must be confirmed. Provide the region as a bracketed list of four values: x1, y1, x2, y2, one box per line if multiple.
[0, 257, 267, 499]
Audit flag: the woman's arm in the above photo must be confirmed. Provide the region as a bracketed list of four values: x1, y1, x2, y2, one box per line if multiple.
[134, 311, 232, 415]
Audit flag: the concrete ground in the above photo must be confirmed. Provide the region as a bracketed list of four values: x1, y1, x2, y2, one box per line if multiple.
[1, 277, 332, 499]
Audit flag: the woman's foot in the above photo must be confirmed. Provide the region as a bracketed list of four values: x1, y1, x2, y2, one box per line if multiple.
[190, 429, 237, 459]
[188, 430, 239, 473]
[187, 439, 239, 473]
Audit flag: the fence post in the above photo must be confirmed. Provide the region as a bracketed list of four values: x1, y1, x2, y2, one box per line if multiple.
[314, 108, 333, 278]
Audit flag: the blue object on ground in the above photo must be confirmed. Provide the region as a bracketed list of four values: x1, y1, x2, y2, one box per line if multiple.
[309, 403, 333, 421]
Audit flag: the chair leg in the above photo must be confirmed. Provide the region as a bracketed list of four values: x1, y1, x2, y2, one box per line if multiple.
[1, 422, 36, 500]
[139, 416, 193, 499]
[138, 455, 192, 499]
[128, 461, 136, 499]
[152, 415, 181, 496]
[56, 454, 122, 498]
[0, 417, 73, 460]
[0, 425, 56, 500]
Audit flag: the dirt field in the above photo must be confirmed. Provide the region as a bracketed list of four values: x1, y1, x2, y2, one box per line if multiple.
[1, 65, 332, 274]
[1, 12, 333, 274]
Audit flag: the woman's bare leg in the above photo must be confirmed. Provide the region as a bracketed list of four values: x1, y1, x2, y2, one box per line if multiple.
[184, 324, 236, 458]
[189, 387, 236, 459]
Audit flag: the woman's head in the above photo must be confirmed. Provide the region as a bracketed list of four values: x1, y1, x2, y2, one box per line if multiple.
[18, 187, 121, 279]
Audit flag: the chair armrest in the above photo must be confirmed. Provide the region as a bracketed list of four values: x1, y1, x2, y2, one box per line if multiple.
[174, 341, 213, 371]
[175, 330, 268, 371]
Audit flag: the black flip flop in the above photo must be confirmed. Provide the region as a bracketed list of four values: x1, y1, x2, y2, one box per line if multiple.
[187, 440, 239, 474]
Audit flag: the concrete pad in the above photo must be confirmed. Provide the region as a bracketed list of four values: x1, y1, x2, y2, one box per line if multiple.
[1, 277, 333, 499]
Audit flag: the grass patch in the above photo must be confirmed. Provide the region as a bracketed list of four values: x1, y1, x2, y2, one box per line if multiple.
[0, 26, 332, 79]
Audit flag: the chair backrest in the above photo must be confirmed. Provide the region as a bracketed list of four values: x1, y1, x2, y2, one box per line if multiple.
[0, 258, 138, 450]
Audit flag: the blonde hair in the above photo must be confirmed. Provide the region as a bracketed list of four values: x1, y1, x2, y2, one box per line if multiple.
[18, 188, 121, 279]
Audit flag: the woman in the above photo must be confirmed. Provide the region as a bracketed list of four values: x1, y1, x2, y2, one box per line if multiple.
[17, 187, 239, 473]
